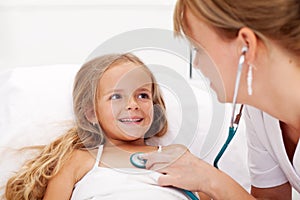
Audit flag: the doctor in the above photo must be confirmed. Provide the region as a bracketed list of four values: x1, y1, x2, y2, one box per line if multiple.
[143, 0, 300, 199]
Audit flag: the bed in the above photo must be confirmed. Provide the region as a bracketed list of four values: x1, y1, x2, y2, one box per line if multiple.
[0, 63, 252, 197]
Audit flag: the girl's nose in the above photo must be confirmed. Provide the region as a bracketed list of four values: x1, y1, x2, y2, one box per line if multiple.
[126, 97, 139, 110]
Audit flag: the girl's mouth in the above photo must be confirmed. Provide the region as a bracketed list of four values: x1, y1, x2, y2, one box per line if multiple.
[118, 118, 143, 123]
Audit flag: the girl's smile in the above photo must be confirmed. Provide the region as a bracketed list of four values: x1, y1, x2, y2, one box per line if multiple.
[96, 62, 154, 143]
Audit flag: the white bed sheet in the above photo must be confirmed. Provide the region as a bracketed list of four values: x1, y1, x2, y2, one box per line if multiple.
[0, 64, 251, 197]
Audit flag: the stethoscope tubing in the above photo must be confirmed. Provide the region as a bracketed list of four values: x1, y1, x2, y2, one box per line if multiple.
[213, 47, 247, 168]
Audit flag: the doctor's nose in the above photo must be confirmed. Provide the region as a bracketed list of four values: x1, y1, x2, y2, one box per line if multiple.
[126, 97, 139, 110]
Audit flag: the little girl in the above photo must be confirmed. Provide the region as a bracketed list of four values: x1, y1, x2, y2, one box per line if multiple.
[5, 53, 195, 199]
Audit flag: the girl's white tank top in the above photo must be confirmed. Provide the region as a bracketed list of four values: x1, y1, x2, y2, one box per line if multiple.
[70, 145, 191, 200]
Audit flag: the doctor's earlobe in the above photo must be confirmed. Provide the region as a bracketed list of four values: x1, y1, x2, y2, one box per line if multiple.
[237, 45, 253, 96]
[240, 46, 254, 96]
[238, 46, 248, 66]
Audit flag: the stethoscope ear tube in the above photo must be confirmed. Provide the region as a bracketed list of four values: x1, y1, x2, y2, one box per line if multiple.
[230, 52, 246, 127]
[213, 48, 247, 169]
[213, 104, 244, 168]
[213, 126, 237, 168]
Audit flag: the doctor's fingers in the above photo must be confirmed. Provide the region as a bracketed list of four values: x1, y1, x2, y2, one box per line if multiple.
[156, 160, 208, 192]
[142, 144, 189, 170]
[143, 144, 189, 162]
[156, 166, 198, 191]
[144, 155, 192, 172]
[157, 174, 178, 187]
[144, 153, 175, 170]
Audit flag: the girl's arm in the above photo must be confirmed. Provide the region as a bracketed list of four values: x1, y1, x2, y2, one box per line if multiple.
[43, 165, 75, 200]
[43, 149, 94, 200]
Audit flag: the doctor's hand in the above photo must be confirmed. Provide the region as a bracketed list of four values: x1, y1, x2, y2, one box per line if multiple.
[142, 144, 220, 193]
[142, 144, 254, 200]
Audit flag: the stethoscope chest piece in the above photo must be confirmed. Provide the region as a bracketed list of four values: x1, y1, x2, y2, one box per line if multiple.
[130, 152, 146, 169]
[130, 151, 199, 200]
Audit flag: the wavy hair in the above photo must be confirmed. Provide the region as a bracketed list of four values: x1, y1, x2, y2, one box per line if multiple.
[174, 0, 300, 55]
[5, 53, 168, 200]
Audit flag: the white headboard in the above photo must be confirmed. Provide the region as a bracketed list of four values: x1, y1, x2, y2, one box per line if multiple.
[0, 0, 178, 72]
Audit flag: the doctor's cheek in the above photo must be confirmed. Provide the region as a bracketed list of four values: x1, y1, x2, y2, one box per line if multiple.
[193, 53, 211, 77]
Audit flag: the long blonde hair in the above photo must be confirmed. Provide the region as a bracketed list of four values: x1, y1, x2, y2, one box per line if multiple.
[174, 0, 300, 55]
[5, 53, 168, 200]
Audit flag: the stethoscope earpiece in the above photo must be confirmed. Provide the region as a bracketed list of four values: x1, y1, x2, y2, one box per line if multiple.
[241, 46, 248, 54]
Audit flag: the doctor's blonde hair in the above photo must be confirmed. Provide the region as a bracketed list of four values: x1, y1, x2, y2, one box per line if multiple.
[5, 53, 168, 200]
[174, 0, 300, 56]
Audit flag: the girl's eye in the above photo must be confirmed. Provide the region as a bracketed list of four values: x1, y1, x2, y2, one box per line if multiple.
[110, 94, 122, 100]
[138, 93, 150, 99]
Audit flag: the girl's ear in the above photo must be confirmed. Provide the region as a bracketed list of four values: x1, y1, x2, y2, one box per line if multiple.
[85, 107, 98, 124]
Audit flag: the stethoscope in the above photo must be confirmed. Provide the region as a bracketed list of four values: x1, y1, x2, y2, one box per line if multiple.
[129, 46, 248, 200]
[130, 146, 199, 199]
[130, 150, 199, 200]
[213, 46, 247, 169]
[189, 45, 247, 168]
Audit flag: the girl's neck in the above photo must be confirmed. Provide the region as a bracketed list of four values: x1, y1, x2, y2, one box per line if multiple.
[103, 137, 161, 154]
[105, 138, 147, 149]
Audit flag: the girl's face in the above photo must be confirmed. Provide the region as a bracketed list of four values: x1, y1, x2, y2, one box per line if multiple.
[96, 62, 154, 144]
[185, 9, 241, 102]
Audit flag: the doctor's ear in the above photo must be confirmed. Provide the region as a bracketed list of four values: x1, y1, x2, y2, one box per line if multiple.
[85, 107, 98, 125]
[237, 27, 258, 63]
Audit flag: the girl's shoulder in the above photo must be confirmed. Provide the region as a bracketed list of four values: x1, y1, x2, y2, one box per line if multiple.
[42, 149, 97, 198]
[69, 149, 97, 183]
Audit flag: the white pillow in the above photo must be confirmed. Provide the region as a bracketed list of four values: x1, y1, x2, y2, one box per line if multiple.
[0, 65, 79, 191]
[0, 64, 213, 192]
[0, 65, 79, 148]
